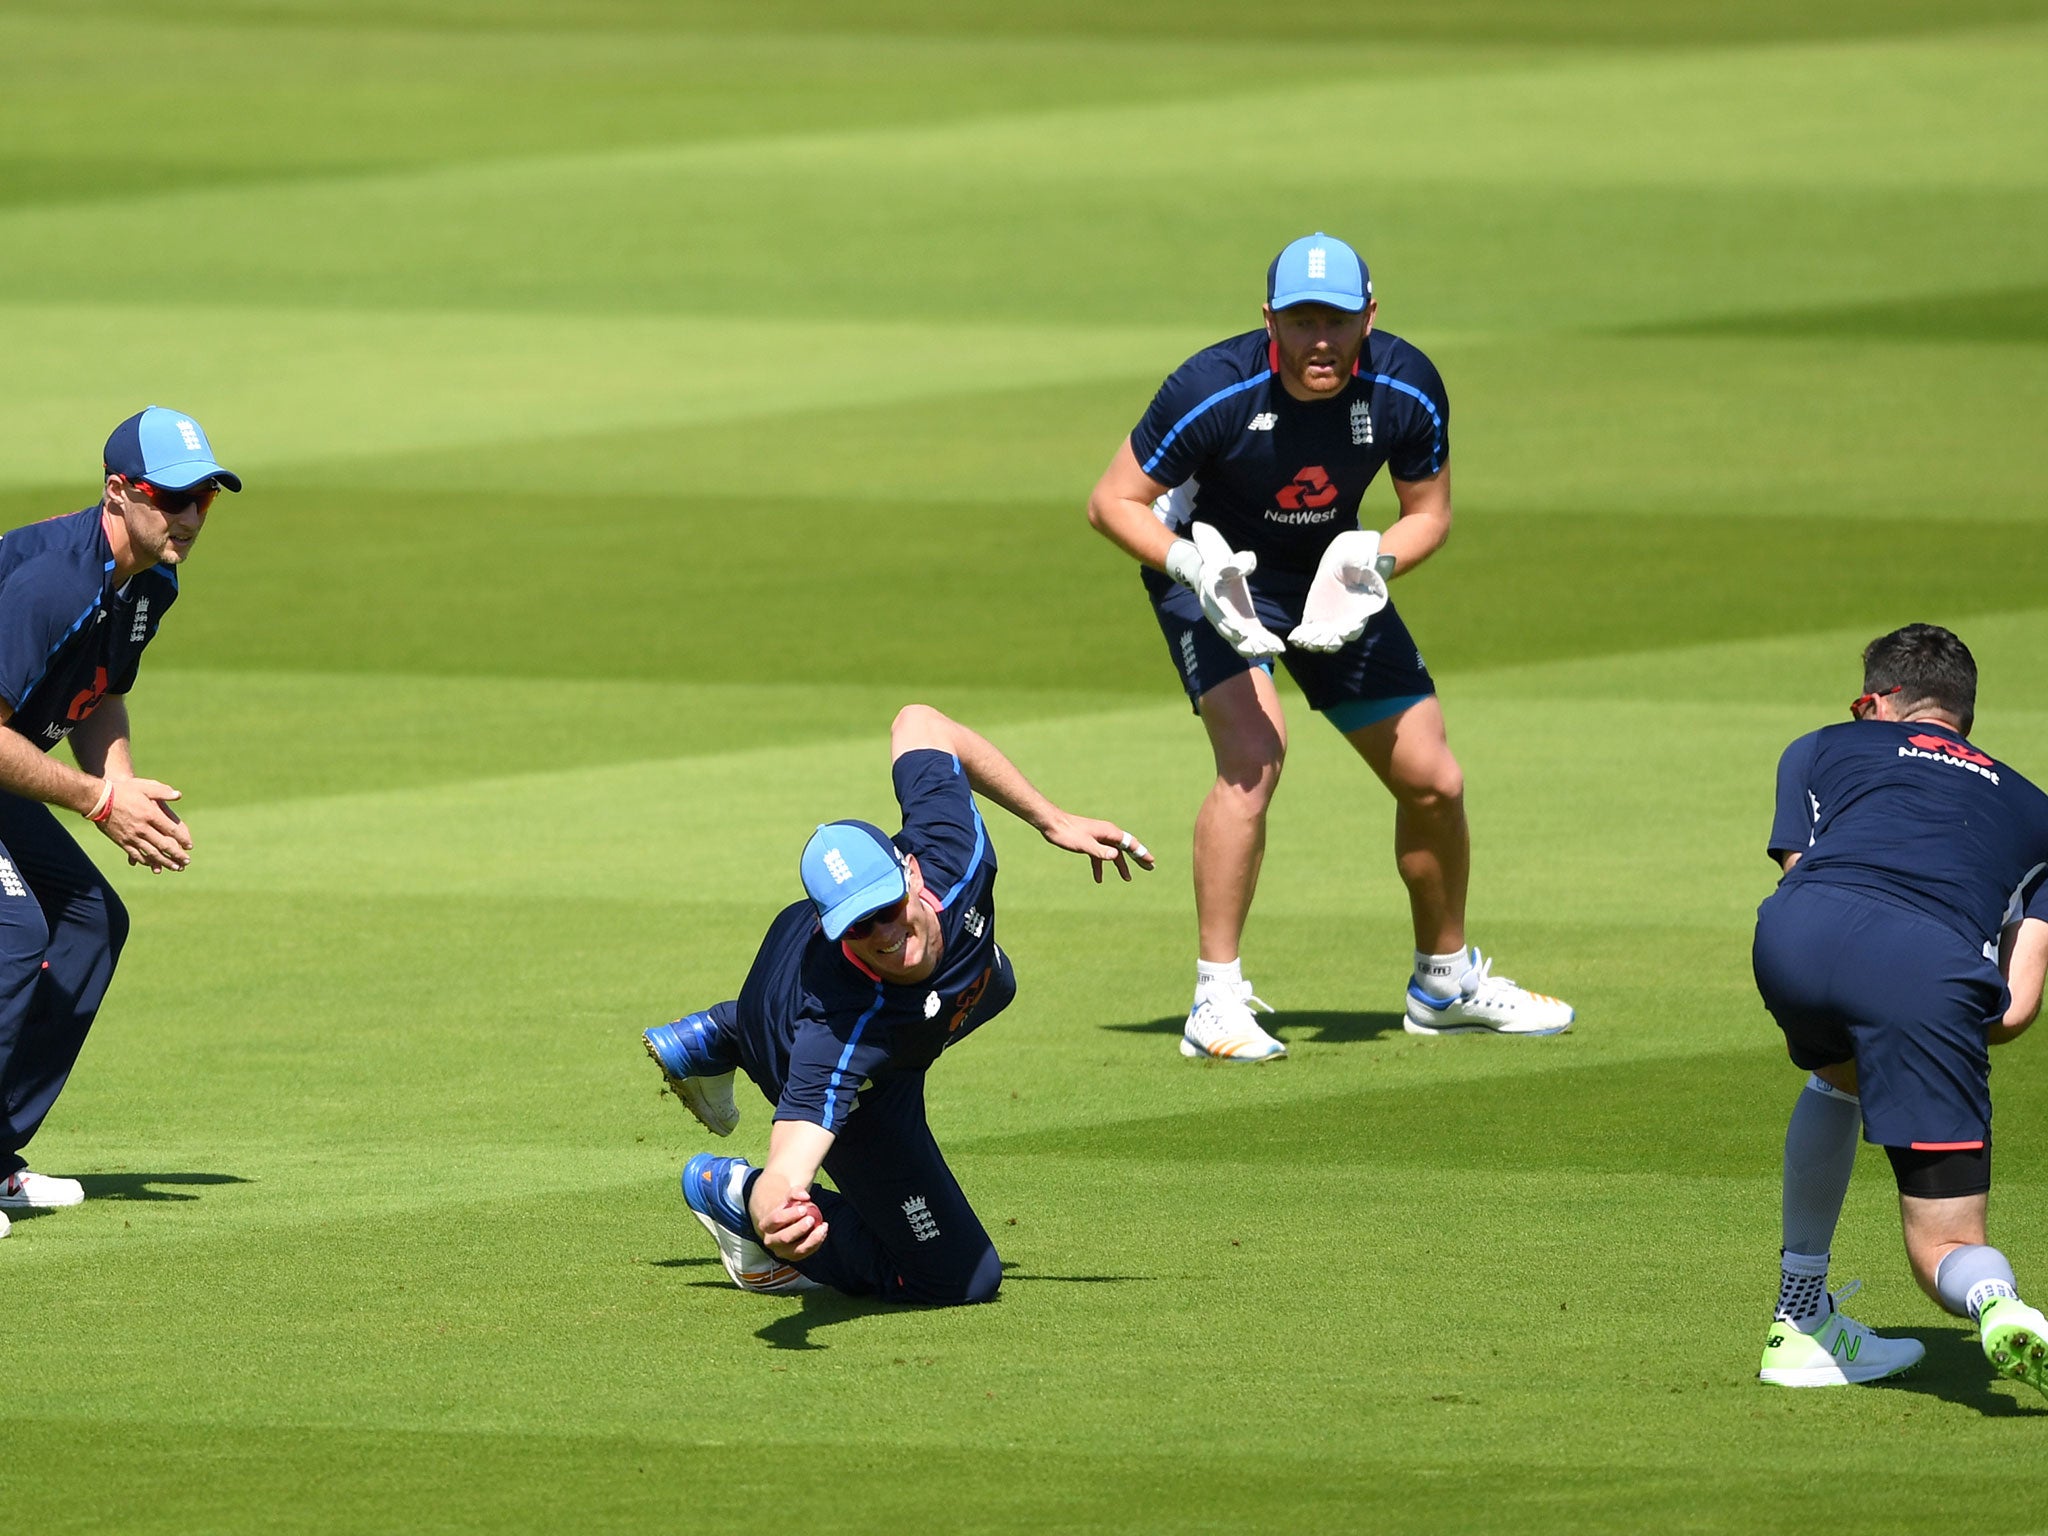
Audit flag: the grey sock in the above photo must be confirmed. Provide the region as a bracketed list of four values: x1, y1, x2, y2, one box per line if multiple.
[1776, 1250, 1830, 1328]
[1783, 1075, 1861, 1257]
[1934, 1244, 2018, 1321]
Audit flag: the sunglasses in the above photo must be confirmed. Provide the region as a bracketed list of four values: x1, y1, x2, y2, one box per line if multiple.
[1850, 684, 1902, 720]
[129, 478, 221, 516]
[843, 892, 911, 941]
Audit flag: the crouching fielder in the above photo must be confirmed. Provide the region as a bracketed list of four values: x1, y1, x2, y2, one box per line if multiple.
[1754, 624, 2048, 1396]
[643, 706, 1151, 1306]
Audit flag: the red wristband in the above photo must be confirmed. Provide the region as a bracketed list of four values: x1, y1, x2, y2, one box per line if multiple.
[85, 780, 114, 823]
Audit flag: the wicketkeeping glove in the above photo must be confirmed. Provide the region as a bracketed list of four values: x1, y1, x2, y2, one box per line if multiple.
[1287, 529, 1390, 653]
[1170, 522, 1287, 660]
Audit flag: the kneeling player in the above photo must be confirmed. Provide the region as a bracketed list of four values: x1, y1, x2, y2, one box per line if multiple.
[1753, 624, 2048, 1394]
[642, 705, 1151, 1305]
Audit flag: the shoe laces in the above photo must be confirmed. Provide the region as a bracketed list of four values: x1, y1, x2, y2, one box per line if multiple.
[1462, 951, 1538, 1007]
[1191, 985, 1276, 1039]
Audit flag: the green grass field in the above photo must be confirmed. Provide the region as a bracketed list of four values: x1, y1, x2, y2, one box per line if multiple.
[4, 2, 2047, 1530]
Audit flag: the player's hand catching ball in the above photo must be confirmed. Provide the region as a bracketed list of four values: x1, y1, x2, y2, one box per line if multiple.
[757, 1188, 829, 1262]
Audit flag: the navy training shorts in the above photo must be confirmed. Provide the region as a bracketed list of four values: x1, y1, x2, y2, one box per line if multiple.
[1141, 567, 1434, 727]
[1753, 881, 2003, 1151]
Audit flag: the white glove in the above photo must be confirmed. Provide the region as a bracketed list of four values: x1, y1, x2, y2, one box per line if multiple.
[1175, 523, 1286, 660]
[1287, 529, 1390, 653]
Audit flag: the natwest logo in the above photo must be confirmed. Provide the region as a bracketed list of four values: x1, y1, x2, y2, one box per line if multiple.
[1907, 733, 1994, 768]
[1274, 465, 1339, 511]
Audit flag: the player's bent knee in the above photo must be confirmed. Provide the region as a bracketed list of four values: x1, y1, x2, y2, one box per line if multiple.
[97, 884, 131, 960]
[959, 1244, 1003, 1305]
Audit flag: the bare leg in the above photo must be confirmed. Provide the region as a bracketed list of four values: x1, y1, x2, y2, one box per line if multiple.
[1900, 1191, 1990, 1310]
[1344, 697, 1467, 952]
[1192, 668, 1287, 963]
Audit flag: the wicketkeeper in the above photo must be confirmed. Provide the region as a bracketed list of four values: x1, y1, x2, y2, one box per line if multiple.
[1086, 231, 1571, 1061]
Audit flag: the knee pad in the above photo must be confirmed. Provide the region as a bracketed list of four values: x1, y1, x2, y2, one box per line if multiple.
[1885, 1142, 1991, 1199]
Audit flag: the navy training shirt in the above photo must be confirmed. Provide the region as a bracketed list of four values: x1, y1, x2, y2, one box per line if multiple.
[1769, 719, 2048, 955]
[0, 507, 177, 750]
[733, 748, 1018, 1134]
[1129, 327, 1449, 578]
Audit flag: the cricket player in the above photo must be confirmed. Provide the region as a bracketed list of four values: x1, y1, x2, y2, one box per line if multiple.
[1085, 232, 1571, 1061]
[1753, 624, 2048, 1395]
[642, 705, 1151, 1305]
[0, 407, 236, 1240]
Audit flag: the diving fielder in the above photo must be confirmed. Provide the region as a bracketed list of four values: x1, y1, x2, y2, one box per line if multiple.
[0, 407, 237, 1239]
[642, 705, 1151, 1305]
[1086, 231, 1571, 1061]
[1754, 624, 2048, 1395]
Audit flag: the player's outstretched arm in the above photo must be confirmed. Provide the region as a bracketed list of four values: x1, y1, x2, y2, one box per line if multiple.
[750, 1117, 836, 1261]
[1993, 917, 2048, 1045]
[891, 705, 1156, 883]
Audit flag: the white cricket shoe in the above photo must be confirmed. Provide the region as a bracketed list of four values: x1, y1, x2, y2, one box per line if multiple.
[1404, 950, 1573, 1036]
[1759, 1281, 1925, 1386]
[0, 1209, 10, 1238]
[1181, 980, 1287, 1061]
[0, 1168, 85, 1208]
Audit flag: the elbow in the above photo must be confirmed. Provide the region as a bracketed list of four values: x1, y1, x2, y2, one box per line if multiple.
[1085, 491, 1111, 535]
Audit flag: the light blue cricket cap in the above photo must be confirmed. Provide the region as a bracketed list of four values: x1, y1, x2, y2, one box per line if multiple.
[1266, 232, 1371, 313]
[102, 406, 242, 493]
[800, 820, 908, 939]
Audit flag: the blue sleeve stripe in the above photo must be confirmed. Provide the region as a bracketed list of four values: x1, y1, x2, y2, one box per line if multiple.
[1370, 373, 1447, 475]
[821, 986, 886, 1133]
[14, 596, 103, 705]
[936, 753, 986, 909]
[1139, 375, 1267, 478]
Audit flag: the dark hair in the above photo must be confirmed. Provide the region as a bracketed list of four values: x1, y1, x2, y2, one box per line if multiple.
[1863, 623, 1976, 734]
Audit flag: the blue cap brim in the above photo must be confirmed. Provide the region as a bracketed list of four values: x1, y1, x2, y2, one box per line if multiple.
[1269, 290, 1366, 313]
[820, 869, 908, 939]
[145, 457, 242, 493]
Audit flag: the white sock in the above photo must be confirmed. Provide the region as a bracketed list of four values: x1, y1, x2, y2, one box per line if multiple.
[1195, 957, 1242, 999]
[1413, 947, 1469, 1000]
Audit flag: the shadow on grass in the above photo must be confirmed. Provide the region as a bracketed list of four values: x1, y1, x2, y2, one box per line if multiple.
[74, 1171, 251, 1202]
[741, 1267, 1155, 1351]
[1107, 1011, 1409, 1045]
[1873, 1326, 2048, 1416]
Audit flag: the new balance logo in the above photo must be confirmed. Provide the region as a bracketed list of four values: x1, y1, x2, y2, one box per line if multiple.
[1247, 413, 1277, 432]
[1830, 1331, 1861, 1363]
[0, 857, 24, 899]
[903, 1195, 940, 1242]
[823, 849, 854, 884]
